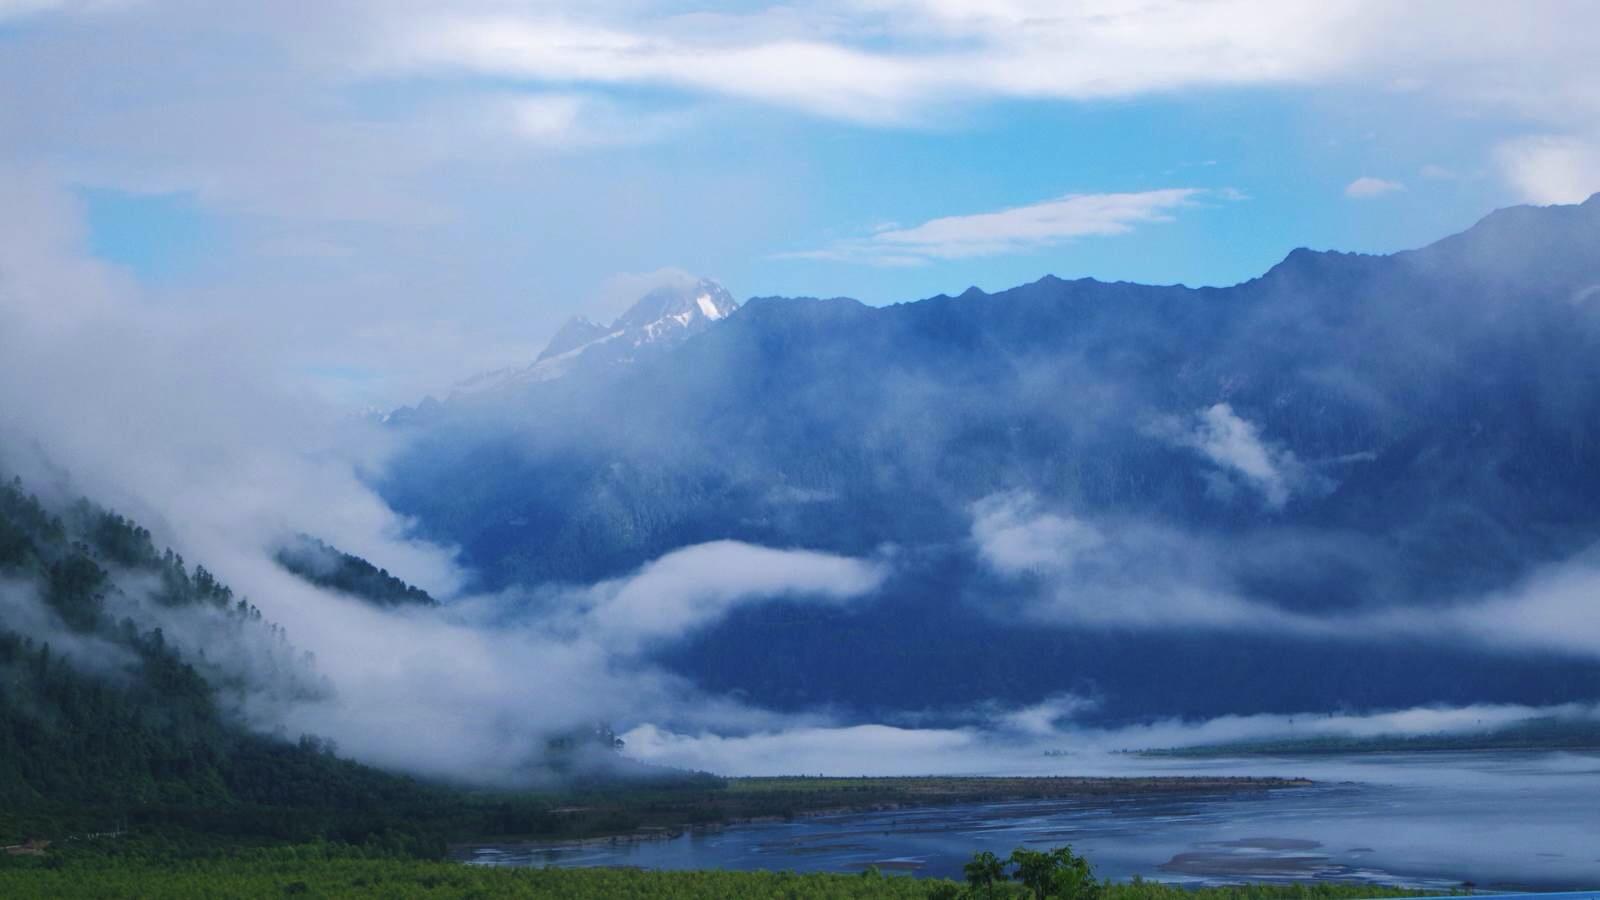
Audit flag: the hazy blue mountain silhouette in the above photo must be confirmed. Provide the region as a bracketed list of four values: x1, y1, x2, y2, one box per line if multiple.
[383, 195, 1600, 723]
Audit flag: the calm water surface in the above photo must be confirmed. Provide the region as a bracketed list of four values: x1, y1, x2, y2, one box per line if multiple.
[460, 751, 1600, 890]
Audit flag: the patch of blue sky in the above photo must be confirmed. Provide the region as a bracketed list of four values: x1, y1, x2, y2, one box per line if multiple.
[79, 187, 222, 283]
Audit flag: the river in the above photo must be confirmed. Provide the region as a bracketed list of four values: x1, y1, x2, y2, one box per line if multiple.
[459, 751, 1600, 890]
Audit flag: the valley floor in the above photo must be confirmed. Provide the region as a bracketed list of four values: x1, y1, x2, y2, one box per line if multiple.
[450, 774, 1316, 849]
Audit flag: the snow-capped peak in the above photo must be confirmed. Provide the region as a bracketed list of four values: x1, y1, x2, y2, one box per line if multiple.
[611, 277, 738, 335]
[453, 277, 739, 398]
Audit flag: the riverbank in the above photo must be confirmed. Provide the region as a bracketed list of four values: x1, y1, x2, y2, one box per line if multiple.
[452, 774, 1314, 853]
[445, 752, 1600, 889]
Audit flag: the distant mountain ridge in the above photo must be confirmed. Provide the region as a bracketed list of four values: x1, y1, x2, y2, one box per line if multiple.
[383, 194, 1600, 723]
[537, 316, 613, 362]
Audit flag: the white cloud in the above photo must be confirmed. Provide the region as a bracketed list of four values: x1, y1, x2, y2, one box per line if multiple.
[970, 491, 1600, 667]
[1378, 553, 1600, 660]
[970, 492, 1106, 576]
[995, 693, 1099, 738]
[623, 722, 983, 776]
[380, 15, 939, 125]
[1495, 135, 1600, 204]
[623, 700, 1600, 776]
[374, 2, 1358, 123]
[0, 173, 465, 598]
[1152, 403, 1314, 508]
[1345, 176, 1405, 198]
[373, 2, 1600, 133]
[968, 492, 1301, 630]
[581, 540, 887, 649]
[785, 189, 1205, 264]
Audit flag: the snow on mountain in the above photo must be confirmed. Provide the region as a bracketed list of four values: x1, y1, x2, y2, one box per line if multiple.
[610, 278, 737, 339]
[445, 278, 739, 400]
[537, 316, 612, 362]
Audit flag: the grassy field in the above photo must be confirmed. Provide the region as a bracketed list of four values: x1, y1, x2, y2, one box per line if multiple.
[0, 851, 1442, 899]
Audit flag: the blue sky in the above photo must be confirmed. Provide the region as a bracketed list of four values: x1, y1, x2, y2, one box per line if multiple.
[3, 1, 1598, 403]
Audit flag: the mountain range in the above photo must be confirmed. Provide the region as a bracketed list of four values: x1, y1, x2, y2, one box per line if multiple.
[382, 195, 1600, 725]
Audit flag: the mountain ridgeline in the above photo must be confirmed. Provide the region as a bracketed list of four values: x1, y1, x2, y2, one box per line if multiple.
[383, 196, 1600, 722]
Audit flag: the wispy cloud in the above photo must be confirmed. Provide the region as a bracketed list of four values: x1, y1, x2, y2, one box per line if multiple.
[782, 189, 1206, 265]
[624, 700, 1600, 776]
[969, 491, 1600, 665]
[374, 3, 1600, 138]
[379, 15, 939, 125]
[1148, 403, 1320, 508]
[579, 540, 887, 650]
[970, 493, 1107, 576]
[1344, 176, 1406, 198]
[969, 492, 1306, 630]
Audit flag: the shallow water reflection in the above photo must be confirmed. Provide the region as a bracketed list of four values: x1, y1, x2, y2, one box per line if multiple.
[460, 752, 1600, 890]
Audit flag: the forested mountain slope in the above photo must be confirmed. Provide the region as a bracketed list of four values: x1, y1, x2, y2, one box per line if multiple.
[0, 476, 450, 848]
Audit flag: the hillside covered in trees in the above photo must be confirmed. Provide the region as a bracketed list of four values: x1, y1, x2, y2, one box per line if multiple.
[0, 474, 719, 856]
[0, 475, 461, 851]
